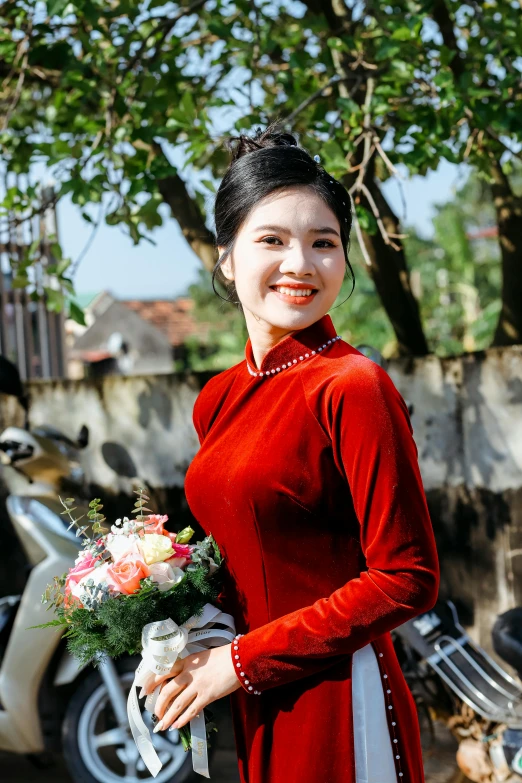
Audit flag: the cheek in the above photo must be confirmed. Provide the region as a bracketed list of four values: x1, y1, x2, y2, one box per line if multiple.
[328, 254, 348, 285]
[234, 261, 271, 299]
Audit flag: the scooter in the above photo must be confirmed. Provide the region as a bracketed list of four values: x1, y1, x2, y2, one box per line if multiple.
[0, 357, 199, 783]
[395, 592, 522, 782]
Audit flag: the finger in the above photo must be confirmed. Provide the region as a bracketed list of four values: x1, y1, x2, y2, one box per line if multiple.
[170, 699, 204, 732]
[161, 692, 199, 731]
[139, 671, 166, 698]
[154, 677, 187, 719]
[141, 659, 184, 696]
[141, 671, 173, 697]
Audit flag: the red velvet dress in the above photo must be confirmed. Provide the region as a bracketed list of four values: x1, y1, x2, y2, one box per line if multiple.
[184, 314, 440, 783]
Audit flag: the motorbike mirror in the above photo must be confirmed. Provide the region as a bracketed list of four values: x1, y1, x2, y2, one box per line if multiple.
[77, 424, 89, 449]
[0, 357, 28, 410]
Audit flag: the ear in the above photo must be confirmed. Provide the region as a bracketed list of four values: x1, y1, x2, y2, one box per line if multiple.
[217, 246, 234, 282]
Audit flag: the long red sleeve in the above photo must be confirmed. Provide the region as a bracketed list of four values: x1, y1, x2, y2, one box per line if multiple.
[229, 359, 439, 693]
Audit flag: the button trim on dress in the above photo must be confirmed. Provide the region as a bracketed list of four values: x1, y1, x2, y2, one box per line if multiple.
[374, 647, 405, 780]
[232, 634, 261, 695]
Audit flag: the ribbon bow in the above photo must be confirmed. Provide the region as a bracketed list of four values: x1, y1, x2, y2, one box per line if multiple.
[127, 603, 236, 778]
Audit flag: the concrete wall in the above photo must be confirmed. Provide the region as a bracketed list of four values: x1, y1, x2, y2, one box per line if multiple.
[386, 347, 522, 653]
[1, 347, 522, 653]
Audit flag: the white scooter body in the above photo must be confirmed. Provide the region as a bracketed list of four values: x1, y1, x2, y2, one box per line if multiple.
[0, 391, 193, 782]
[0, 426, 92, 753]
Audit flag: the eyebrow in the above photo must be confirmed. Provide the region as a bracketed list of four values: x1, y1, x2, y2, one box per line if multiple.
[252, 224, 340, 238]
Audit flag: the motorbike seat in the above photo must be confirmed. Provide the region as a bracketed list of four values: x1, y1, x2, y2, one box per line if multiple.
[492, 608, 522, 680]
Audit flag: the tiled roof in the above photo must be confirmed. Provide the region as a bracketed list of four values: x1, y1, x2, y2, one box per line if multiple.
[466, 226, 498, 240]
[123, 297, 213, 346]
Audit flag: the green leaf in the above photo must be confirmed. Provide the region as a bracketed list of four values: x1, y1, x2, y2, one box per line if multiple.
[44, 288, 65, 312]
[69, 300, 86, 326]
[47, 0, 69, 16]
[12, 275, 30, 289]
[391, 27, 413, 41]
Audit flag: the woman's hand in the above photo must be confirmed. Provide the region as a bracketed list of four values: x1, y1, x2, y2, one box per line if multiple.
[144, 643, 242, 732]
[138, 657, 185, 699]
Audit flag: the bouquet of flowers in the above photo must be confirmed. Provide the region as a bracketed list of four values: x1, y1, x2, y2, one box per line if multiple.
[34, 488, 236, 778]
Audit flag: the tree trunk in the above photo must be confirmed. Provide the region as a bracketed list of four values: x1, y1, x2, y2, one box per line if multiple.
[431, 0, 522, 347]
[153, 145, 217, 275]
[358, 169, 429, 356]
[490, 159, 522, 346]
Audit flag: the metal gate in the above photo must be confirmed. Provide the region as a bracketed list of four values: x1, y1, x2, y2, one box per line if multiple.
[0, 173, 66, 379]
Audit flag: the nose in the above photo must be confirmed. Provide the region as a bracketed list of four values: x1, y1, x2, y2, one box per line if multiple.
[278, 248, 316, 276]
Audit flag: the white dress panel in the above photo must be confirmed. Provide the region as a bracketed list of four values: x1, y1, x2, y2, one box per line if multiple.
[352, 643, 398, 783]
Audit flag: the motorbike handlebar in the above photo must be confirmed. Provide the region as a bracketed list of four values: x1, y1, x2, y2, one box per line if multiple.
[0, 440, 35, 462]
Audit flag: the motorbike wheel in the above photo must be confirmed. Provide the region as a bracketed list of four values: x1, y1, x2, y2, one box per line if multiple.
[62, 656, 206, 783]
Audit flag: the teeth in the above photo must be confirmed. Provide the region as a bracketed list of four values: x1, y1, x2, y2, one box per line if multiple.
[274, 286, 315, 297]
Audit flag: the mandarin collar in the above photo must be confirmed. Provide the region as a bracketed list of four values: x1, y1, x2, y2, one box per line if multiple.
[244, 314, 338, 375]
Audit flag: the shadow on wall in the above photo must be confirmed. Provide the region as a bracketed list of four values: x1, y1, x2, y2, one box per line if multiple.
[101, 442, 138, 479]
[138, 382, 174, 430]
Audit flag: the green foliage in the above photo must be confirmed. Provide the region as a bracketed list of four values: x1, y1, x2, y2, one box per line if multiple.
[174, 266, 249, 371]
[131, 487, 153, 531]
[1, 0, 519, 346]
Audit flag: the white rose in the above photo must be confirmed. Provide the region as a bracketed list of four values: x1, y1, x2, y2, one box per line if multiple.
[105, 533, 141, 561]
[138, 533, 174, 565]
[148, 562, 185, 592]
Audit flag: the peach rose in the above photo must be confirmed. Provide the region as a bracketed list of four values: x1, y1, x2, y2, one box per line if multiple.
[107, 554, 150, 595]
[137, 514, 169, 537]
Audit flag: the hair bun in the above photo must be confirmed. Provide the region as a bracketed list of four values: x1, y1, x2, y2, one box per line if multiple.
[227, 121, 298, 163]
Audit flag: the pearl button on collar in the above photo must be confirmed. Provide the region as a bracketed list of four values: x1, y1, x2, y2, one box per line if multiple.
[247, 335, 342, 378]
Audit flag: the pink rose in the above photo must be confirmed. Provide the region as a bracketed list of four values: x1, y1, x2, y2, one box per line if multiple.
[70, 561, 121, 601]
[166, 556, 190, 568]
[166, 536, 194, 566]
[65, 552, 98, 597]
[107, 554, 150, 595]
[138, 514, 169, 537]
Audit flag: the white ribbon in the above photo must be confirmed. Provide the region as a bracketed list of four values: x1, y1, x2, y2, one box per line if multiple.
[127, 603, 236, 778]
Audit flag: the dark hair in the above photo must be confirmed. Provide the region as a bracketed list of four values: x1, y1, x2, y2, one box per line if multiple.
[212, 121, 355, 311]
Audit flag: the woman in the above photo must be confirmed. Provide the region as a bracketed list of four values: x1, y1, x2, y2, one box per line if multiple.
[144, 125, 440, 783]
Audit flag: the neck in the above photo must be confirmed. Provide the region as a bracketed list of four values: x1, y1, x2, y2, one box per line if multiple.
[244, 312, 299, 369]
[251, 330, 298, 370]
[243, 313, 338, 377]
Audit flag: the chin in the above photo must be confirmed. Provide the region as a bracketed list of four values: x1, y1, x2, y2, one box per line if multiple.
[261, 304, 324, 331]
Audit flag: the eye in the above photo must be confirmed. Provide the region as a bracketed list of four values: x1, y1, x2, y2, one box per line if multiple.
[259, 237, 336, 248]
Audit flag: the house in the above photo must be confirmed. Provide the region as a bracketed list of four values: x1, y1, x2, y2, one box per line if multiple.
[68, 292, 213, 378]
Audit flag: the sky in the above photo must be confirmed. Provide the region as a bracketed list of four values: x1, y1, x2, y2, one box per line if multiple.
[61, 157, 469, 302]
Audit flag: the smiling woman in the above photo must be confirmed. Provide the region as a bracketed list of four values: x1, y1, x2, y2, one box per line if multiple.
[209, 124, 355, 368]
[150, 123, 439, 783]
[217, 184, 351, 365]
